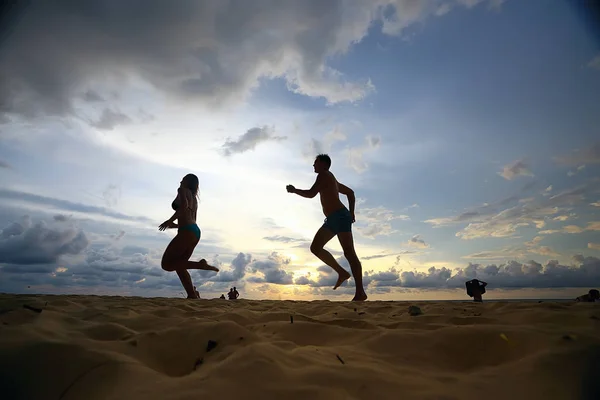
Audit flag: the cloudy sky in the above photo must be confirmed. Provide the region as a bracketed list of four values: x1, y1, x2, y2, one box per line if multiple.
[1, 0, 599, 300]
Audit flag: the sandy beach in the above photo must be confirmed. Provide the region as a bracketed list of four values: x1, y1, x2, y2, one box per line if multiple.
[1, 295, 599, 400]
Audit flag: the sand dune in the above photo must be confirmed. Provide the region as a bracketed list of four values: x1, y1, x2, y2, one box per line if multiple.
[1, 295, 599, 400]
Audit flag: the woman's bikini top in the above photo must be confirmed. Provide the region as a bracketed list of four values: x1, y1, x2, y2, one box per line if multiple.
[172, 192, 196, 217]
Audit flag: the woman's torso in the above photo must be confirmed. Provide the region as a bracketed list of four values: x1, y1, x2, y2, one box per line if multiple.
[174, 189, 197, 226]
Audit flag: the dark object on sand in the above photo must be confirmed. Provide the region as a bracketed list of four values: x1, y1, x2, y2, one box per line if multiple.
[576, 289, 600, 302]
[336, 354, 345, 364]
[23, 304, 43, 313]
[290, 315, 294, 324]
[206, 340, 218, 352]
[193, 358, 203, 370]
[408, 305, 422, 316]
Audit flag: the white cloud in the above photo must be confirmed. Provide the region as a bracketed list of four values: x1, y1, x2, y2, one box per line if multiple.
[221, 126, 286, 156]
[567, 165, 586, 177]
[345, 134, 381, 173]
[355, 204, 409, 239]
[426, 185, 594, 240]
[102, 184, 122, 208]
[519, 197, 535, 203]
[303, 126, 347, 159]
[587, 54, 600, 70]
[498, 159, 534, 180]
[406, 234, 430, 249]
[556, 144, 600, 165]
[89, 108, 132, 131]
[464, 235, 559, 260]
[562, 222, 600, 234]
[435, 3, 453, 16]
[381, 0, 503, 36]
[528, 246, 559, 257]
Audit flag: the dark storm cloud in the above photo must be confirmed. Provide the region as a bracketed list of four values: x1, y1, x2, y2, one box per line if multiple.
[0, 0, 383, 122]
[293, 256, 600, 289]
[0, 188, 155, 224]
[0, 1, 505, 123]
[248, 252, 294, 284]
[0, 215, 89, 265]
[209, 252, 252, 282]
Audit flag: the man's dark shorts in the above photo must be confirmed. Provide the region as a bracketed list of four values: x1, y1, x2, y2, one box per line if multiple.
[323, 207, 352, 234]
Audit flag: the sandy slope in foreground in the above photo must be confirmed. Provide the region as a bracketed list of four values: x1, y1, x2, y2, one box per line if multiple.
[0, 295, 599, 400]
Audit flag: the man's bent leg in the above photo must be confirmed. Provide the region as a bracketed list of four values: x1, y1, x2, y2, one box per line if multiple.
[310, 226, 350, 289]
[338, 231, 367, 301]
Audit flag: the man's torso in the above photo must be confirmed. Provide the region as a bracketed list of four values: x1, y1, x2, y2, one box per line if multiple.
[318, 171, 345, 216]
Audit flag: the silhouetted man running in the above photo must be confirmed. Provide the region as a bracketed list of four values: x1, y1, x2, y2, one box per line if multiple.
[286, 154, 367, 301]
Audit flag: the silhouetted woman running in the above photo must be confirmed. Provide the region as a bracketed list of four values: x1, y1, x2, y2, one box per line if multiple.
[159, 173, 219, 298]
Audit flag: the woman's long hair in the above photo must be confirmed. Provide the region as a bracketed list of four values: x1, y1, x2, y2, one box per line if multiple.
[183, 173, 200, 197]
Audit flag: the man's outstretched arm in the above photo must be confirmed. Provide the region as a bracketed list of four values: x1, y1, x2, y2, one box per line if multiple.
[287, 175, 322, 198]
[338, 182, 356, 221]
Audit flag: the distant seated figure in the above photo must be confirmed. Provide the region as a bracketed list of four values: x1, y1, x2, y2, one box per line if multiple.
[576, 289, 600, 302]
[466, 279, 488, 302]
[219, 294, 225, 299]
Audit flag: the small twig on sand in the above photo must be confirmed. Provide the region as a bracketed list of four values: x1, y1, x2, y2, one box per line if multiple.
[23, 304, 43, 313]
[290, 315, 294, 324]
[206, 340, 218, 352]
[336, 354, 345, 364]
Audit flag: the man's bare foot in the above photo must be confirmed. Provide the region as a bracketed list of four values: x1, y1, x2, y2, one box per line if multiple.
[199, 259, 220, 272]
[333, 270, 351, 290]
[352, 292, 368, 301]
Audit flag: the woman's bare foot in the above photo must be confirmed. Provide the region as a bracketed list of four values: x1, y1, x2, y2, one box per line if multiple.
[185, 287, 201, 299]
[352, 292, 368, 301]
[333, 270, 351, 290]
[199, 259, 220, 272]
